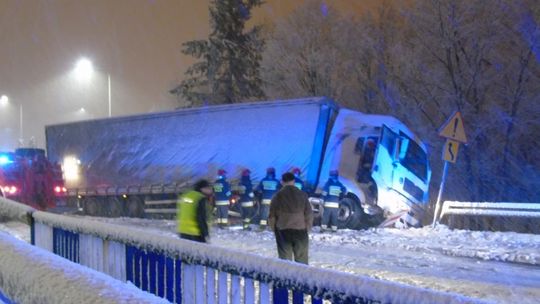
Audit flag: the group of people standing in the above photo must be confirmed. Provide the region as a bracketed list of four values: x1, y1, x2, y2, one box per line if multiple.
[176, 167, 347, 264]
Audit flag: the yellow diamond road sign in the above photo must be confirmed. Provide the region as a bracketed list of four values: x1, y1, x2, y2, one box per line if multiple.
[439, 111, 468, 143]
[442, 139, 460, 163]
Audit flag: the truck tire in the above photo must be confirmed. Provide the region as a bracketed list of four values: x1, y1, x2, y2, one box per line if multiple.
[107, 196, 124, 218]
[126, 196, 144, 218]
[337, 196, 366, 230]
[83, 197, 99, 217]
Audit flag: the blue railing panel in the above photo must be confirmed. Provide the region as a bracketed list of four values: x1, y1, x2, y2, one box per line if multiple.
[52, 228, 79, 263]
[165, 257, 175, 303]
[260, 282, 270, 304]
[157, 254, 166, 298]
[126, 245, 135, 284]
[206, 267, 216, 304]
[312, 297, 323, 304]
[244, 278, 254, 303]
[141, 250, 149, 292]
[134, 247, 142, 288]
[148, 252, 158, 295]
[273, 287, 288, 304]
[293, 290, 304, 304]
[174, 258, 182, 304]
[218, 271, 227, 304]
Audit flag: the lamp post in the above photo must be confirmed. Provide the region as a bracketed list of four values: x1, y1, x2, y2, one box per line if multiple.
[0, 94, 24, 145]
[74, 58, 111, 117]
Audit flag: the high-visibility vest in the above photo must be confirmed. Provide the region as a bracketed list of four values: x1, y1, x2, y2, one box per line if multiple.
[177, 190, 205, 236]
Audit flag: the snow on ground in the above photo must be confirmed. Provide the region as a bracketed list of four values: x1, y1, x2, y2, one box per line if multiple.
[1, 217, 539, 303]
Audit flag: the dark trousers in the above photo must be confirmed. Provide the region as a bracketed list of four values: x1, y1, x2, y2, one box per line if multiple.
[179, 233, 206, 243]
[241, 206, 253, 226]
[274, 229, 309, 264]
[260, 204, 270, 226]
[216, 205, 229, 225]
[322, 207, 339, 230]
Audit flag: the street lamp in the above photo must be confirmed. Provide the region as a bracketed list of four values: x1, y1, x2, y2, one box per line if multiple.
[0, 95, 8, 106]
[74, 57, 112, 117]
[0, 94, 24, 145]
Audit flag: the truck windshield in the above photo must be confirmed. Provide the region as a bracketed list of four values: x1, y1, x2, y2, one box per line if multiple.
[400, 138, 428, 182]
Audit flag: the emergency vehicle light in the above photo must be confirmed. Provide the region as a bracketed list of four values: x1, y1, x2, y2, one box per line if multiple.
[54, 186, 67, 193]
[0, 155, 12, 165]
[2, 186, 17, 194]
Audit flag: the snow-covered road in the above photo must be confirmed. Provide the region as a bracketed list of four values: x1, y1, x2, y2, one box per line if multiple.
[1, 217, 539, 303]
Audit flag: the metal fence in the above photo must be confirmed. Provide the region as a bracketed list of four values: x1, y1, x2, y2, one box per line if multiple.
[0, 197, 479, 304]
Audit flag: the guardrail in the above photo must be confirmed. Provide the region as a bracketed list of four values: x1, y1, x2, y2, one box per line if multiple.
[439, 201, 540, 233]
[1, 197, 481, 303]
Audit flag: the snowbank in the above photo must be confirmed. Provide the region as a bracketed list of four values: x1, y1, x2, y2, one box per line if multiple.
[33, 212, 485, 303]
[0, 231, 168, 304]
[0, 197, 35, 225]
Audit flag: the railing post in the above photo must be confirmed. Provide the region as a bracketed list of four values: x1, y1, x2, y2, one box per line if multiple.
[29, 215, 35, 245]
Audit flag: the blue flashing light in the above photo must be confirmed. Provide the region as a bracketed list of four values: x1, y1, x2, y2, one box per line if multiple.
[0, 155, 12, 166]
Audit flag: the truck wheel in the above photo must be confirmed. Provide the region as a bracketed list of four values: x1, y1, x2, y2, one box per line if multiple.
[337, 197, 365, 230]
[107, 196, 124, 218]
[83, 197, 99, 217]
[126, 196, 144, 218]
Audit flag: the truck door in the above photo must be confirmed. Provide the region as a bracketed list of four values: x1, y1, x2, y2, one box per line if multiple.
[371, 125, 399, 192]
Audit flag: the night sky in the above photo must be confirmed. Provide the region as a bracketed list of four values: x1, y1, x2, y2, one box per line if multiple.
[0, 0, 381, 150]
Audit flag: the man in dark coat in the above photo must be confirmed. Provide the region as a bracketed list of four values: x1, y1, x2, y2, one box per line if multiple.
[268, 172, 313, 264]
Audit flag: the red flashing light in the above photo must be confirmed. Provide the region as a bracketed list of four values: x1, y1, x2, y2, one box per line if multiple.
[54, 186, 61, 193]
[3, 185, 18, 195]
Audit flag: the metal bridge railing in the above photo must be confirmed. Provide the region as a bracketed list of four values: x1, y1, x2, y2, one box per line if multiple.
[1, 197, 481, 304]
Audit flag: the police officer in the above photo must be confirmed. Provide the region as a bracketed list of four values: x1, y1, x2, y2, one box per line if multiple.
[238, 169, 255, 230]
[321, 170, 347, 232]
[291, 167, 305, 191]
[213, 169, 232, 228]
[256, 167, 281, 230]
[177, 180, 213, 243]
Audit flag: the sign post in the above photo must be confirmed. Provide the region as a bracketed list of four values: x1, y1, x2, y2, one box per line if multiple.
[432, 111, 467, 227]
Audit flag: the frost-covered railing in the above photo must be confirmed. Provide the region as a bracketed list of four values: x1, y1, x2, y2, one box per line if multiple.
[440, 201, 540, 233]
[0, 231, 168, 304]
[30, 211, 481, 304]
[440, 201, 540, 218]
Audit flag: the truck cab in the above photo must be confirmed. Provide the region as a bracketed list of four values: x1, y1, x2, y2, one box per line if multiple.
[318, 109, 431, 228]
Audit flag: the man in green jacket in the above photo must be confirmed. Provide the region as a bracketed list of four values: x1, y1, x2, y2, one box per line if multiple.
[269, 172, 313, 264]
[177, 180, 213, 243]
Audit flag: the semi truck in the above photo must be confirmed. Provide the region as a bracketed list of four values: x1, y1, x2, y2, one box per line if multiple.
[45, 97, 431, 228]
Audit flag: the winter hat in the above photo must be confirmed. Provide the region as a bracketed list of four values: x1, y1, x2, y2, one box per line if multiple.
[194, 179, 211, 192]
[281, 172, 295, 183]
